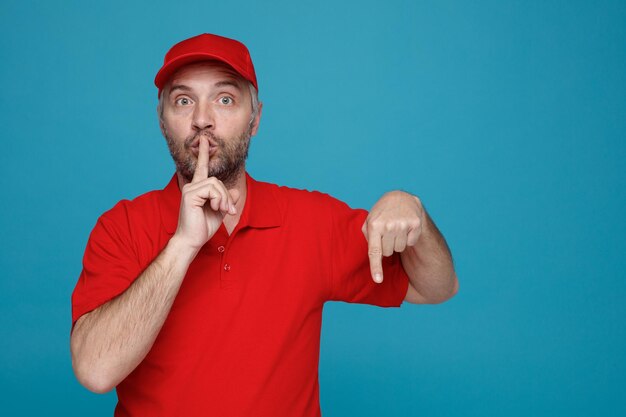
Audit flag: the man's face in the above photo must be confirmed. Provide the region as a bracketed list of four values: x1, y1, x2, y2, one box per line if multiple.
[158, 60, 261, 187]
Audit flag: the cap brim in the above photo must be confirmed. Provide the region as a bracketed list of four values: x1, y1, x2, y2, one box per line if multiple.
[154, 52, 242, 90]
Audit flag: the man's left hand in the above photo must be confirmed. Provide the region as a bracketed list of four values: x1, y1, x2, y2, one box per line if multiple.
[361, 191, 425, 283]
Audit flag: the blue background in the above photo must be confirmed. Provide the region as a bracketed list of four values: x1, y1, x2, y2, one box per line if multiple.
[1, 0, 624, 415]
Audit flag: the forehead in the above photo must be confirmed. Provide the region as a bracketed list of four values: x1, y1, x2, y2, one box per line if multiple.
[166, 60, 247, 91]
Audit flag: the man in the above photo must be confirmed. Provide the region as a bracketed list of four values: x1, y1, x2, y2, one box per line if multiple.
[70, 33, 458, 416]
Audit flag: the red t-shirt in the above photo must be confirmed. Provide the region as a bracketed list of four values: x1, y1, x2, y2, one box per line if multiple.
[71, 172, 409, 417]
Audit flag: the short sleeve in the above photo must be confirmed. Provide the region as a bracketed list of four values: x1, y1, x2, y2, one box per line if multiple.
[327, 197, 409, 307]
[71, 202, 142, 330]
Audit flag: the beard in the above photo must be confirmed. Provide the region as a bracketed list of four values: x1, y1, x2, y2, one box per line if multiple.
[163, 122, 253, 188]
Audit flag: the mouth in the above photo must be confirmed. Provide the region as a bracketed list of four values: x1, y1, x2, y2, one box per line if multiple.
[190, 145, 218, 157]
[190, 135, 218, 148]
[189, 137, 218, 157]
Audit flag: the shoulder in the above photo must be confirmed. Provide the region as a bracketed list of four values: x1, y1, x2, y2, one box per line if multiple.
[252, 178, 367, 225]
[256, 179, 355, 212]
[95, 184, 166, 233]
[100, 188, 159, 219]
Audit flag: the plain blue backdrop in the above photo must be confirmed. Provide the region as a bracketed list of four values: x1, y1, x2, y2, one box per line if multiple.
[1, 0, 624, 415]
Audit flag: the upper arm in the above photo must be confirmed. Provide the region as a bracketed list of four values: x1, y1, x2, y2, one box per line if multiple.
[403, 280, 430, 304]
[70, 311, 91, 373]
[71, 314, 84, 336]
[72, 205, 141, 327]
[326, 195, 408, 307]
[403, 274, 460, 304]
[71, 310, 92, 337]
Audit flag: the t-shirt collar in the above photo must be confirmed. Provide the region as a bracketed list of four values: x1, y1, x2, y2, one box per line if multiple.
[158, 171, 282, 235]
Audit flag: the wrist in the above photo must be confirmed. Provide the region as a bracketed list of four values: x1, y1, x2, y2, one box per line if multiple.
[167, 234, 202, 265]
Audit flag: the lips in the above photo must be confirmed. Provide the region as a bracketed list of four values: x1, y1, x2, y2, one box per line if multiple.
[190, 137, 218, 148]
[190, 144, 217, 157]
[189, 136, 218, 157]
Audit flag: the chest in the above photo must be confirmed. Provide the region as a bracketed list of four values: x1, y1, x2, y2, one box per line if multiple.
[159, 222, 329, 338]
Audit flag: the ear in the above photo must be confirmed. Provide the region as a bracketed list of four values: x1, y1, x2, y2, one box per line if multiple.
[157, 96, 168, 137]
[250, 101, 263, 136]
[157, 107, 166, 137]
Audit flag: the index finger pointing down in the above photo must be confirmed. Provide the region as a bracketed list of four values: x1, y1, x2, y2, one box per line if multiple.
[367, 228, 384, 283]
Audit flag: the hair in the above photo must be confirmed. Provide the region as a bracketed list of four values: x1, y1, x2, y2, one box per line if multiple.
[157, 80, 260, 126]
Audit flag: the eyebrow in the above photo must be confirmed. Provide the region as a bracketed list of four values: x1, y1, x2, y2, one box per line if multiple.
[214, 80, 242, 91]
[169, 80, 243, 96]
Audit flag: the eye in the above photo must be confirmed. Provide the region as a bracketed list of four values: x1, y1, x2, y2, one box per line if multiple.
[175, 97, 192, 106]
[219, 96, 234, 105]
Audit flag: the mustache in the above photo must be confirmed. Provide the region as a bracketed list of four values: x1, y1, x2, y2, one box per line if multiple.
[185, 131, 223, 148]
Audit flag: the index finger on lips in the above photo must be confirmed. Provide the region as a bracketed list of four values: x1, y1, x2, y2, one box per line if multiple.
[367, 228, 384, 283]
[192, 136, 209, 183]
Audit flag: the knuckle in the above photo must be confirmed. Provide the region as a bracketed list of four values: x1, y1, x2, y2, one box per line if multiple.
[407, 231, 420, 245]
[370, 219, 384, 231]
[368, 246, 382, 257]
[208, 176, 224, 186]
[384, 221, 403, 233]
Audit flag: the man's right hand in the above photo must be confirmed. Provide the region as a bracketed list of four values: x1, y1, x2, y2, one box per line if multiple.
[173, 136, 240, 251]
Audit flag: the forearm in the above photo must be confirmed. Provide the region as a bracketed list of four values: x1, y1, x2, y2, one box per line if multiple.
[400, 209, 458, 303]
[71, 235, 198, 393]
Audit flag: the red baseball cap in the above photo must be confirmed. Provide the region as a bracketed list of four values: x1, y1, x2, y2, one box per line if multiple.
[154, 33, 258, 97]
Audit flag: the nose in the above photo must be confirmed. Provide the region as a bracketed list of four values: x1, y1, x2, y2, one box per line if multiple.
[192, 100, 215, 131]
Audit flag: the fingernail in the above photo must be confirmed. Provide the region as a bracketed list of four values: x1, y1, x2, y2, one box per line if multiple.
[374, 273, 383, 283]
